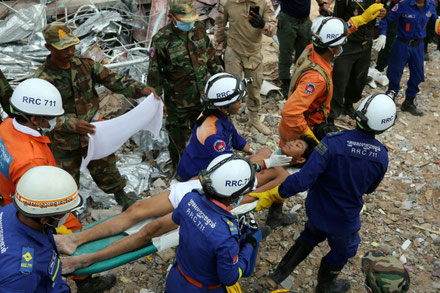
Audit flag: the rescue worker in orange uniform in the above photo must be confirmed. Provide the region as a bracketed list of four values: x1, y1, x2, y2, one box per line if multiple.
[279, 3, 384, 146]
[0, 79, 67, 206]
[0, 78, 117, 291]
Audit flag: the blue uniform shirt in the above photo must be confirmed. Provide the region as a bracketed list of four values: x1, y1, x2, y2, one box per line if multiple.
[166, 191, 253, 292]
[278, 130, 388, 234]
[177, 114, 247, 181]
[280, 0, 311, 19]
[379, 0, 438, 40]
[0, 204, 69, 293]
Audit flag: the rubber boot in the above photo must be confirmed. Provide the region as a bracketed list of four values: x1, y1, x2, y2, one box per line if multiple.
[266, 203, 298, 229]
[75, 275, 117, 293]
[280, 79, 291, 100]
[401, 96, 423, 116]
[114, 189, 141, 210]
[315, 260, 350, 293]
[268, 236, 313, 285]
[249, 111, 271, 135]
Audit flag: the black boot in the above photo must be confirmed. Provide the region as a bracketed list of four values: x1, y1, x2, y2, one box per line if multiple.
[315, 260, 350, 293]
[75, 275, 117, 293]
[269, 236, 313, 285]
[401, 96, 423, 116]
[281, 79, 291, 100]
[266, 203, 298, 229]
[114, 189, 141, 210]
[342, 104, 356, 119]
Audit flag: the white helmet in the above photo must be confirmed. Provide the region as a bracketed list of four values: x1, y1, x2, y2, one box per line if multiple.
[201, 73, 247, 108]
[312, 16, 348, 48]
[10, 78, 64, 117]
[199, 154, 255, 198]
[355, 93, 397, 133]
[14, 166, 83, 217]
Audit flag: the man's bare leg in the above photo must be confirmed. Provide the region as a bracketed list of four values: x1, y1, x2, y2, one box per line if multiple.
[61, 213, 177, 274]
[55, 191, 174, 255]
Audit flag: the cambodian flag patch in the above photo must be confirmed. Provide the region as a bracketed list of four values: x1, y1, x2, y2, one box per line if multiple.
[213, 140, 226, 152]
[233, 255, 238, 264]
[304, 83, 316, 95]
[149, 47, 154, 58]
[392, 4, 398, 12]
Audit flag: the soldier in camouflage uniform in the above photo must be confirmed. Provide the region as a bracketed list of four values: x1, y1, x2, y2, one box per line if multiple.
[361, 251, 410, 293]
[215, 0, 277, 135]
[0, 69, 13, 119]
[34, 22, 158, 209]
[147, 0, 222, 168]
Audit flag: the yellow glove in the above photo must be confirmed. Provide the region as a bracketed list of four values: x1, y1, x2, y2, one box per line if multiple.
[304, 128, 319, 143]
[226, 282, 242, 293]
[55, 225, 73, 235]
[249, 186, 284, 212]
[350, 3, 384, 28]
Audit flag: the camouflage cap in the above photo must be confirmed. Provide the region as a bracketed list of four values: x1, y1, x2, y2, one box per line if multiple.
[361, 251, 410, 293]
[169, 0, 198, 23]
[42, 22, 80, 50]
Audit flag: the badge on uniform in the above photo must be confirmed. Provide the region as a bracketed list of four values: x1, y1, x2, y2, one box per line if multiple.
[213, 140, 226, 152]
[47, 250, 60, 282]
[304, 83, 316, 95]
[392, 4, 398, 12]
[149, 47, 155, 58]
[20, 247, 34, 273]
[222, 217, 238, 236]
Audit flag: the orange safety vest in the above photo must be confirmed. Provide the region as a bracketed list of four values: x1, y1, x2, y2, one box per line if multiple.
[0, 118, 81, 232]
[279, 44, 333, 147]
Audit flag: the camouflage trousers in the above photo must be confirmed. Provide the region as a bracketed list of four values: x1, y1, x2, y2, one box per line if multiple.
[224, 46, 262, 113]
[165, 107, 202, 167]
[277, 12, 312, 80]
[52, 147, 126, 194]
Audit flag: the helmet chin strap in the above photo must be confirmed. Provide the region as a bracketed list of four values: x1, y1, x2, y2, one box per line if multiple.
[16, 112, 46, 134]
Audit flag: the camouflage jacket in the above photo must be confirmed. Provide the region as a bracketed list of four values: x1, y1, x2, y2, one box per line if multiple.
[215, 0, 277, 56]
[0, 69, 13, 117]
[34, 56, 148, 151]
[147, 21, 222, 115]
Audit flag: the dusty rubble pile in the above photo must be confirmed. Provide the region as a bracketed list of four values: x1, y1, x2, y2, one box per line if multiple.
[65, 47, 440, 293]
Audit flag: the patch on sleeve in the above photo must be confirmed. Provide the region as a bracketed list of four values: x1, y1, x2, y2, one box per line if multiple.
[222, 216, 238, 236]
[304, 83, 316, 95]
[213, 140, 226, 152]
[20, 247, 34, 274]
[149, 47, 154, 58]
[392, 4, 398, 12]
[315, 141, 328, 156]
[233, 255, 239, 264]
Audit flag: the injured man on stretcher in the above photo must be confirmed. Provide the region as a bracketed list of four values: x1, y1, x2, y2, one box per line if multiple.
[57, 135, 317, 274]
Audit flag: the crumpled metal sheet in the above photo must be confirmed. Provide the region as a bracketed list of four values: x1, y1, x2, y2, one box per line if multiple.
[0, 4, 47, 44]
[78, 151, 162, 208]
[73, 11, 122, 38]
[132, 127, 170, 152]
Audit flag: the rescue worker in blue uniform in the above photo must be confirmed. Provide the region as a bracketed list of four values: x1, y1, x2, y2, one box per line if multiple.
[177, 73, 252, 181]
[249, 93, 397, 292]
[166, 154, 262, 292]
[377, 0, 440, 116]
[0, 165, 83, 292]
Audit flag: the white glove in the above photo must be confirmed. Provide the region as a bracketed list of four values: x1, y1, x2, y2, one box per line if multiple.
[263, 153, 292, 169]
[373, 35, 387, 51]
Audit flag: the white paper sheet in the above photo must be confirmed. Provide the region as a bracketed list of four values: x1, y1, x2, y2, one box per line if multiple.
[80, 95, 163, 170]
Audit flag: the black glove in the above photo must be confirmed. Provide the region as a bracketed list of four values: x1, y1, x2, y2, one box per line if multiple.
[249, 13, 265, 29]
[313, 123, 339, 141]
[245, 232, 258, 248]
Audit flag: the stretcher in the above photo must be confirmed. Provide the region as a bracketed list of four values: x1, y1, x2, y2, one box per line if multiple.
[71, 201, 258, 276]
